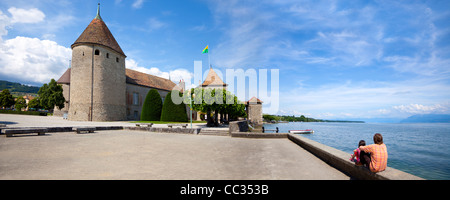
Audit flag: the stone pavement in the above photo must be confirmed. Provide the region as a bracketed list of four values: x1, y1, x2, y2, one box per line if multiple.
[0, 114, 206, 128]
[0, 114, 349, 180]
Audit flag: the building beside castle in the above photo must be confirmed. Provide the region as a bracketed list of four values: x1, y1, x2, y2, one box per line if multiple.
[196, 67, 263, 125]
[55, 5, 180, 121]
[245, 97, 263, 125]
[198, 67, 228, 90]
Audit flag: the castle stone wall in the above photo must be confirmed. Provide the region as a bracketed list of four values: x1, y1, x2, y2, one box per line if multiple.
[53, 84, 70, 117]
[126, 84, 170, 120]
[92, 45, 126, 121]
[69, 45, 94, 121]
[69, 44, 126, 121]
[247, 103, 263, 125]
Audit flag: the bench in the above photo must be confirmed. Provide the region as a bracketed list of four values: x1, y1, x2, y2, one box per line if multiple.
[136, 123, 153, 127]
[72, 127, 96, 134]
[167, 124, 188, 128]
[2, 128, 48, 137]
[262, 127, 279, 133]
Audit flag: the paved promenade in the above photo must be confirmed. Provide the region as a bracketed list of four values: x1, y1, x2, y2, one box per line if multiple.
[0, 114, 349, 180]
[0, 114, 206, 128]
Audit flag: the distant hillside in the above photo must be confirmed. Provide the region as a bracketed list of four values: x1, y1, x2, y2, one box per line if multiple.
[400, 114, 450, 123]
[0, 80, 40, 94]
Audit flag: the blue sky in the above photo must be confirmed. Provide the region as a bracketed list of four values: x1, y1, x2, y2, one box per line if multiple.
[0, 0, 449, 121]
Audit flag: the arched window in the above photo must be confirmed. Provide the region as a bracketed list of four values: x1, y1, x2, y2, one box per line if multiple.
[95, 49, 100, 55]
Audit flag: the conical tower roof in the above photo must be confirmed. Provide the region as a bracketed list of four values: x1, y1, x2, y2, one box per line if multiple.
[71, 4, 126, 57]
[201, 67, 228, 87]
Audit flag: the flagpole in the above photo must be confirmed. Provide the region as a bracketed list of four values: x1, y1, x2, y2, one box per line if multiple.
[208, 44, 211, 68]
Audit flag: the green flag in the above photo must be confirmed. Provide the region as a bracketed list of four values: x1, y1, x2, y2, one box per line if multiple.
[202, 45, 208, 54]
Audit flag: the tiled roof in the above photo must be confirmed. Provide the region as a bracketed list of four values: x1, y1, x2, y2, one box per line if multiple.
[71, 18, 126, 57]
[201, 68, 227, 86]
[246, 97, 263, 104]
[56, 68, 71, 84]
[125, 69, 176, 91]
[56, 68, 176, 92]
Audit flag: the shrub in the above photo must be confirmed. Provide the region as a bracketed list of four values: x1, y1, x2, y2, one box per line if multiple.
[160, 91, 188, 122]
[140, 89, 163, 121]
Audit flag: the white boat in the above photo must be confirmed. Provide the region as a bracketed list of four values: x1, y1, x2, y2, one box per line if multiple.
[289, 129, 314, 134]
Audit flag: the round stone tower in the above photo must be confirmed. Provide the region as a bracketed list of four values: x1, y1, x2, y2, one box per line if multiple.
[68, 4, 126, 121]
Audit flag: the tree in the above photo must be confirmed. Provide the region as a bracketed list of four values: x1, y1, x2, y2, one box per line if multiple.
[160, 90, 188, 122]
[27, 97, 41, 110]
[141, 89, 162, 121]
[189, 88, 218, 126]
[188, 88, 246, 126]
[0, 89, 15, 109]
[38, 79, 65, 111]
[14, 96, 27, 111]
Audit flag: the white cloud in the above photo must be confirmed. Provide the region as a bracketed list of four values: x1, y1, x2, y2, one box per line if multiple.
[279, 79, 450, 118]
[204, 0, 450, 119]
[132, 0, 145, 9]
[190, 25, 206, 32]
[0, 36, 71, 84]
[392, 103, 449, 115]
[0, 7, 73, 85]
[125, 59, 195, 90]
[207, 1, 277, 68]
[0, 11, 10, 39]
[7, 7, 45, 24]
[1, 6, 75, 40]
[147, 17, 166, 31]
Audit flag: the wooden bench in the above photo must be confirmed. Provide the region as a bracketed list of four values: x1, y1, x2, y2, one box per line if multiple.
[72, 127, 96, 134]
[2, 128, 48, 137]
[135, 123, 153, 127]
[262, 127, 279, 133]
[167, 124, 188, 128]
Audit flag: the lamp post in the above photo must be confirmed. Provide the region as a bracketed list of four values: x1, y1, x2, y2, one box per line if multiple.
[190, 92, 195, 129]
[190, 96, 192, 129]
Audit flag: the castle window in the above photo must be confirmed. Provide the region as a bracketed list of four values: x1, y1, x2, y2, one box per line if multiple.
[82, 52, 85, 56]
[133, 92, 139, 105]
[106, 53, 109, 58]
[116, 57, 119, 62]
[134, 111, 139, 120]
[95, 49, 100, 55]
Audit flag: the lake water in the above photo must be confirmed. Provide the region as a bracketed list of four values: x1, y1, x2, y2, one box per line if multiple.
[263, 122, 450, 180]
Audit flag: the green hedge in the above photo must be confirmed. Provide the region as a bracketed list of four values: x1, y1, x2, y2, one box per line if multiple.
[141, 89, 163, 121]
[160, 91, 188, 122]
[0, 110, 47, 116]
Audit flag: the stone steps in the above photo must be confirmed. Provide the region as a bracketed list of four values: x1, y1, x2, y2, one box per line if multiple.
[199, 128, 229, 136]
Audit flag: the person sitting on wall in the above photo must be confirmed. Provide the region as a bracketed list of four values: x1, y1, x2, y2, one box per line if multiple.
[350, 140, 370, 166]
[359, 133, 388, 172]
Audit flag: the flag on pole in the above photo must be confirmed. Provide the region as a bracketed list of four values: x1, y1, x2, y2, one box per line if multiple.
[202, 45, 209, 54]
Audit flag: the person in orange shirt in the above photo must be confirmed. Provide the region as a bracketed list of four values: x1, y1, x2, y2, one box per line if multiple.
[359, 133, 388, 172]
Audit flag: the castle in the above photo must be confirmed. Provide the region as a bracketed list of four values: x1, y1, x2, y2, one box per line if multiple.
[55, 4, 262, 124]
[55, 4, 180, 121]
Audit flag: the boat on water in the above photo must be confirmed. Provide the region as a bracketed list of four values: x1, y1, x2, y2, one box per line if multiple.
[289, 129, 314, 134]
